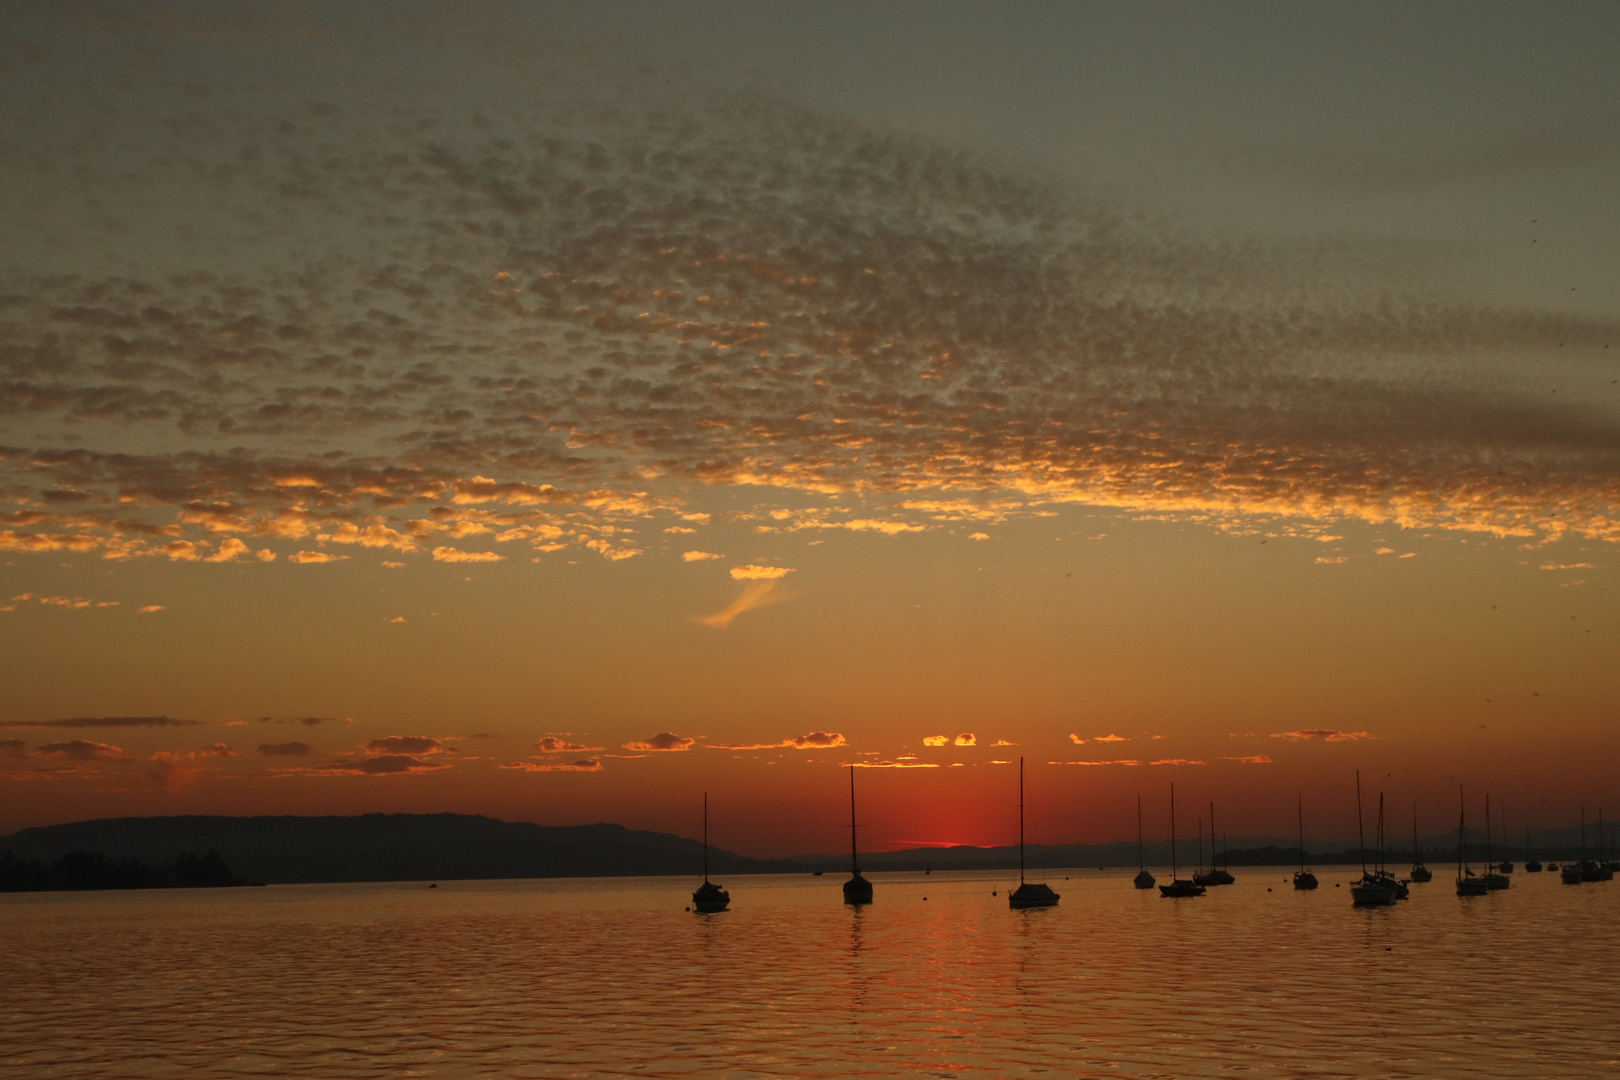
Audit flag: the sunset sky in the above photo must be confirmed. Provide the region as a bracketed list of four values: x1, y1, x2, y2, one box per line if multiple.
[2, 2, 1616, 857]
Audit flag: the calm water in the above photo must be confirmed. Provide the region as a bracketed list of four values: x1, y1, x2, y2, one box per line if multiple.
[4, 867, 1619, 1078]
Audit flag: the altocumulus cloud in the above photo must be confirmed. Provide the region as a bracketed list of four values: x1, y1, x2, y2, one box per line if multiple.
[1271, 729, 1376, 742]
[1, 23, 1611, 575]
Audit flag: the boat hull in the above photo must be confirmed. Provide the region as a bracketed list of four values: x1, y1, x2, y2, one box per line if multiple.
[1132, 870, 1156, 889]
[1008, 882, 1060, 908]
[1158, 879, 1205, 898]
[1293, 871, 1318, 890]
[842, 873, 873, 905]
[1351, 882, 1398, 905]
[1456, 878, 1489, 896]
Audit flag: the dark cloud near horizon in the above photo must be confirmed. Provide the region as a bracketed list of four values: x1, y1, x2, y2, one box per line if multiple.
[257, 741, 312, 757]
[0, 20, 1616, 564]
[1, 716, 202, 729]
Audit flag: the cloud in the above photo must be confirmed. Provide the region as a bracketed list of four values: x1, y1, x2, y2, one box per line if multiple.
[1219, 755, 1274, 764]
[1149, 759, 1208, 766]
[953, 733, 976, 746]
[0, 739, 29, 756]
[848, 759, 940, 768]
[138, 605, 166, 613]
[623, 732, 694, 752]
[697, 580, 793, 629]
[536, 736, 602, 753]
[730, 565, 794, 581]
[1068, 734, 1086, 744]
[36, 740, 123, 761]
[0, 34, 1616, 585]
[990, 739, 1014, 746]
[281, 755, 452, 776]
[143, 753, 201, 792]
[499, 757, 603, 772]
[922, 736, 949, 747]
[258, 742, 312, 756]
[432, 547, 503, 563]
[1, 715, 201, 729]
[708, 731, 848, 750]
[1094, 734, 1128, 742]
[291, 551, 348, 564]
[1270, 729, 1376, 742]
[366, 735, 443, 755]
[1050, 759, 1142, 766]
[788, 731, 846, 749]
[682, 551, 723, 561]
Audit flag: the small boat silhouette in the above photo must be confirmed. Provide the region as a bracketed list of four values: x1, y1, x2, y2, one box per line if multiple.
[1008, 758, 1059, 908]
[692, 792, 730, 913]
[1133, 794, 1155, 889]
[1456, 786, 1489, 896]
[842, 766, 873, 905]
[1159, 782, 1205, 898]
[1409, 803, 1432, 882]
[1293, 795, 1317, 890]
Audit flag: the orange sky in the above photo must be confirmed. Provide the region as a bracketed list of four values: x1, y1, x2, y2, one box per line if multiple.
[1, 5, 1617, 855]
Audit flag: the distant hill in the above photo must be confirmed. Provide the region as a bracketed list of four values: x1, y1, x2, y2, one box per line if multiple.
[2, 814, 1606, 885]
[0, 814, 789, 884]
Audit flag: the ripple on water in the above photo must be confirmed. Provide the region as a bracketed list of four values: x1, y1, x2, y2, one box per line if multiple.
[3, 870, 1619, 1078]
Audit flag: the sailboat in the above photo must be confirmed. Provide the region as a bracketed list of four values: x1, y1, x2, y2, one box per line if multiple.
[1194, 803, 1234, 885]
[1133, 794, 1156, 889]
[1457, 786, 1489, 896]
[1409, 802, 1432, 882]
[842, 766, 873, 905]
[1351, 771, 1398, 905]
[1159, 782, 1205, 897]
[1496, 798, 1514, 873]
[1481, 795, 1509, 889]
[1008, 758, 1059, 908]
[1596, 810, 1617, 878]
[691, 792, 730, 912]
[1561, 811, 1583, 884]
[1524, 825, 1542, 873]
[1293, 794, 1318, 890]
[1370, 793, 1409, 898]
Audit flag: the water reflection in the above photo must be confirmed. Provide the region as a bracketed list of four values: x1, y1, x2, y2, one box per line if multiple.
[2, 868, 1618, 1077]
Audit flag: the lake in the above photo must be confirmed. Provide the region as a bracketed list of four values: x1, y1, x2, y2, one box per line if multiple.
[3, 866, 1617, 1078]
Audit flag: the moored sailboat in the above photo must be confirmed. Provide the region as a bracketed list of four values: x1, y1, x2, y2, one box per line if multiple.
[842, 766, 873, 905]
[1133, 794, 1156, 889]
[1481, 794, 1509, 889]
[1159, 782, 1205, 898]
[1351, 771, 1398, 905]
[1293, 794, 1318, 890]
[1524, 825, 1542, 873]
[1194, 803, 1235, 886]
[1008, 758, 1059, 908]
[1409, 802, 1432, 882]
[1457, 786, 1489, 897]
[692, 792, 731, 912]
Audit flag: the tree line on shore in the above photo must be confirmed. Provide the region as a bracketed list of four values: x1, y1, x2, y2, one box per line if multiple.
[0, 848, 247, 891]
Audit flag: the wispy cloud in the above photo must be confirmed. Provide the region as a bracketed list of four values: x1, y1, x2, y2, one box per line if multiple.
[697, 580, 793, 629]
[1271, 729, 1376, 742]
[1, 716, 202, 729]
[623, 732, 695, 753]
[499, 757, 602, 773]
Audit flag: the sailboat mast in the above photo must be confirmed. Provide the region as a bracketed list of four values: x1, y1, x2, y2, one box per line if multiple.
[1413, 802, 1419, 867]
[1377, 793, 1385, 874]
[1170, 783, 1178, 879]
[702, 791, 710, 882]
[1018, 757, 1027, 883]
[849, 765, 860, 875]
[1298, 794, 1305, 873]
[1209, 802, 1216, 874]
[1485, 793, 1493, 871]
[1459, 785, 1468, 876]
[1356, 769, 1367, 876]
[1581, 805, 1587, 862]
[1137, 794, 1145, 872]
